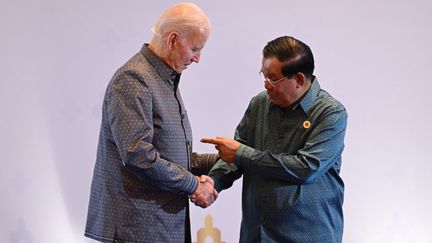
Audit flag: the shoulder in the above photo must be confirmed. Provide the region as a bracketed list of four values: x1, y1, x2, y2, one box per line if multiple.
[249, 91, 269, 107]
[315, 89, 346, 115]
[101, 54, 157, 106]
[115, 53, 155, 83]
[107, 53, 155, 94]
[309, 89, 347, 129]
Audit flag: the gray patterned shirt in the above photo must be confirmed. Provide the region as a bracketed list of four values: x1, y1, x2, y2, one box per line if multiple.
[210, 78, 348, 243]
[85, 44, 199, 242]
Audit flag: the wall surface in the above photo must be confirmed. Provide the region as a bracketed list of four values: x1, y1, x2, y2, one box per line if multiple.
[1, 0, 432, 242]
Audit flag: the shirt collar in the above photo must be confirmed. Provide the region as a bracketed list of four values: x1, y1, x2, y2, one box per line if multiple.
[140, 44, 179, 87]
[298, 76, 320, 113]
[269, 76, 320, 113]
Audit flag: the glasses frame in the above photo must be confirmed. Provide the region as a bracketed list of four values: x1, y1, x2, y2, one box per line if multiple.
[259, 72, 289, 86]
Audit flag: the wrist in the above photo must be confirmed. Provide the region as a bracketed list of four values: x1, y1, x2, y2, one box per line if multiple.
[191, 176, 207, 196]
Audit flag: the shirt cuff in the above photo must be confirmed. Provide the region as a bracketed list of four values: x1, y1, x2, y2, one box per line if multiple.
[184, 174, 199, 195]
[235, 143, 254, 169]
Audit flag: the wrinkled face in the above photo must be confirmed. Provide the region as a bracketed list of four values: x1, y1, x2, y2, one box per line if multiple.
[261, 56, 300, 108]
[167, 28, 209, 73]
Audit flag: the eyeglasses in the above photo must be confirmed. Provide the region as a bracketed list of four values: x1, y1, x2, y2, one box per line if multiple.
[259, 72, 288, 86]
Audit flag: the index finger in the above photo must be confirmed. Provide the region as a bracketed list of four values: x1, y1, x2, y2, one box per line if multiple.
[200, 137, 222, 145]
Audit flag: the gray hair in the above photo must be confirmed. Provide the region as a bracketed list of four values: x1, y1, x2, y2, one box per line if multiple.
[151, 2, 211, 39]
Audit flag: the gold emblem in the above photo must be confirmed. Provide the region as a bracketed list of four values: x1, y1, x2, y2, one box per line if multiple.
[194, 214, 226, 243]
[303, 120, 311, 129]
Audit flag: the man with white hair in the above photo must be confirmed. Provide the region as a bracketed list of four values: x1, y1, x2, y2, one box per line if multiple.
[85, 3, 217, 242]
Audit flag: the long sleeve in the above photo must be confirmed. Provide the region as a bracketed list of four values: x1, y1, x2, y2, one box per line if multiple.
[235, 106, 347, 184]
[190, 152, 219, 176]
[106, 70, 197, 194]
[208, 79, 346, 242]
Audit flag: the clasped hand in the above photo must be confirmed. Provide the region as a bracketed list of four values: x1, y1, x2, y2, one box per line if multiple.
[190, 175, 218, 208]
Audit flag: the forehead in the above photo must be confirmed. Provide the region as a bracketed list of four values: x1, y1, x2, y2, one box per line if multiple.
[185, 28, 209, 45]
[261, 56, 284, 76]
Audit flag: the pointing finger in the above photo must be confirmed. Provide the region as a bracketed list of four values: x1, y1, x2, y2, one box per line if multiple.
[200, 137, 220, 145]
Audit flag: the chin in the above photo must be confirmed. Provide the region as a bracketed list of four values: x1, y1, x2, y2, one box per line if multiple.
[270, 98, 279, 105]
[174, 67, 184, 73]
[268, 95, 277, 102]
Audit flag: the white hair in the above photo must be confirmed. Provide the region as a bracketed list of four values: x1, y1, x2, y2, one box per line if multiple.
[151, 2, 211, 39]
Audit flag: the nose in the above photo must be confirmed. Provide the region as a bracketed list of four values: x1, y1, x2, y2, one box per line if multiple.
[192, 54, 200, 63]
[264, 81, 273, 90]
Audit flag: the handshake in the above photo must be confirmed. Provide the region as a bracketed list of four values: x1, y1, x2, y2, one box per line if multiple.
[189, 175, 218, 208]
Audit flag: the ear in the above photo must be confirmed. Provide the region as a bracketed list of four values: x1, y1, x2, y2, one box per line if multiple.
[293, 72, 306, 88]
[166, 31, 179, 50]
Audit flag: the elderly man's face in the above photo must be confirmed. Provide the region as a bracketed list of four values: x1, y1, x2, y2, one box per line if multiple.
[168, 28, 209, 73]
[261, 56, 301, 109]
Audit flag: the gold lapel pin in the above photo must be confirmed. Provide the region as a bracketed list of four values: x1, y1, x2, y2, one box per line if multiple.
[303, 120, 311, 129]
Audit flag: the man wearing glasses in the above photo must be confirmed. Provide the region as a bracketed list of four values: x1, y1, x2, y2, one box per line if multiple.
[201, 36, 348, 242]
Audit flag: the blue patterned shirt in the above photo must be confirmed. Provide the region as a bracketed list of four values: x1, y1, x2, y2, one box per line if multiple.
[85, 44, 199, 242]
[209, 78, 347, 243]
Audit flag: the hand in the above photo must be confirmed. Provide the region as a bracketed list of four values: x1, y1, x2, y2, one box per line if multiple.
[200, 137, 240, 163]
[190, 175, 218, 208]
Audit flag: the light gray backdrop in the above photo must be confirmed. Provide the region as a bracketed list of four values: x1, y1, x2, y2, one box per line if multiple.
[1, 0, 432, 242]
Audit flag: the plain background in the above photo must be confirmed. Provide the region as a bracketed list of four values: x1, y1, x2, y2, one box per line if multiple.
[1, 0, 432, 242]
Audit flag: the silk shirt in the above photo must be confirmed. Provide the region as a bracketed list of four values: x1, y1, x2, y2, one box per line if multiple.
[210, 78, 347, 243]
[85, 44, 198, 243]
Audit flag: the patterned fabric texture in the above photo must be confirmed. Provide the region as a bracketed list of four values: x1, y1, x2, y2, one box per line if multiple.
[210, 78, 348, 243]
[85, 44, 217, 243]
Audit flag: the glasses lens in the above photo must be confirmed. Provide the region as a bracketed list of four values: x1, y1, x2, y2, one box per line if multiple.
[260, 72, 273, 85]
[259, 72, 266, 81]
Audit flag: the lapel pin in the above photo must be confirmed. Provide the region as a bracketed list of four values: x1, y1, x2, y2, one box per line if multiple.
[303, 120, 311, 129]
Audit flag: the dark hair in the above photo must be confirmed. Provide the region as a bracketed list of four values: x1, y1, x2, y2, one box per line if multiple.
[262, 36, 315, 79]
